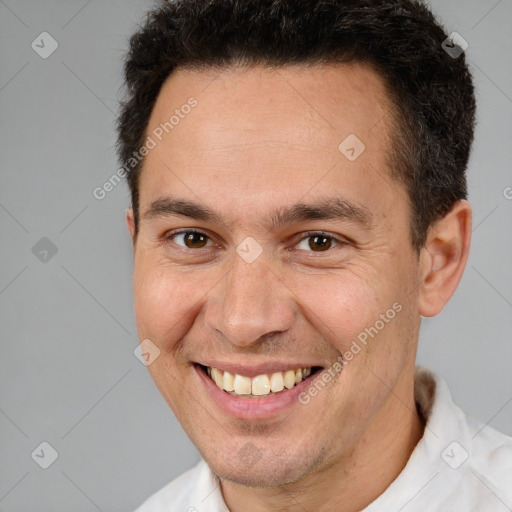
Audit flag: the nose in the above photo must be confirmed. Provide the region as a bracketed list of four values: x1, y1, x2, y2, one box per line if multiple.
[203, 253, 295, 347]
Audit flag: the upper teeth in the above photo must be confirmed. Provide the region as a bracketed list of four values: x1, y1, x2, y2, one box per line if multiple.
[207, 366, 312, 396]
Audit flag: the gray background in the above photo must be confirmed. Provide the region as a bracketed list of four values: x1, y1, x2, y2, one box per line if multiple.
[0, 0, 511, 510]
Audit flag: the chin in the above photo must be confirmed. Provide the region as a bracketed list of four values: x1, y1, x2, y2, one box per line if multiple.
[205, 445, 327, 488]
[215, 463, 302, 488]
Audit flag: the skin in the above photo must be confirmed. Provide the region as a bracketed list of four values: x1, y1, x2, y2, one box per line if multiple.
[126, 63, 472, 512]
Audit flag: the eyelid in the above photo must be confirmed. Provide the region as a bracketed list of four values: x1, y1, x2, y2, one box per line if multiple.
[163, 228, 215, 248]
[162, 228, 348, 251]
[295, 231, 347, 245]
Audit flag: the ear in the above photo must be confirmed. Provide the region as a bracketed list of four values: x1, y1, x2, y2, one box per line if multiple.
[126, 207, 136, 246]
[417, 200, 472, 317]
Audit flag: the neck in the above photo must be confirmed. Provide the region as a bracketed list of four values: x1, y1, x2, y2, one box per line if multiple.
[221, 370, 424, 512]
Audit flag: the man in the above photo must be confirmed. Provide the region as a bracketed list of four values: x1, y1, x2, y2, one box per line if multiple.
[117, 0, 512, 510]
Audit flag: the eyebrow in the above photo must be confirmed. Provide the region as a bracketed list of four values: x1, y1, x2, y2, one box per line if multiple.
[142, 196, 373, 230]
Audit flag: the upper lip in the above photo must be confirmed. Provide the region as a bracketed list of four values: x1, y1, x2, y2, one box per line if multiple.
[196, 360, 325, 378]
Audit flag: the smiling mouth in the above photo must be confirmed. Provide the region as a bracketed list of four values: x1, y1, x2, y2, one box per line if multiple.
[198, 364, 323, 398]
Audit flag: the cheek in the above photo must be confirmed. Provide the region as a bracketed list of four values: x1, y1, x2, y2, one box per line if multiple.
[292, 266, 412, 374]
[132, 255, 211, 349]
[295, 272, 383, 351]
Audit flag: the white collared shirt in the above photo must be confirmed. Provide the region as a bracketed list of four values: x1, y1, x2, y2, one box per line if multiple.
[135, 367, 512, 511]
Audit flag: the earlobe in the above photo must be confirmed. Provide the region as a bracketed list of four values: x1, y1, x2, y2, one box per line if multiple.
[417, 200, 472, 317]
[126, 207, 136, 245]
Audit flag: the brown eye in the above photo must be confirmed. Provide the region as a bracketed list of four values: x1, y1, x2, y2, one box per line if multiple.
[184, 232, 208, 248]
[308, 235, 333, 251]
[296, 233, 340, 252]
[172, 231, 211, 249]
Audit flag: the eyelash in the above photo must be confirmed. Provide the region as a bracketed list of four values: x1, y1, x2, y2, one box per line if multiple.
[164, 229, 346, 253]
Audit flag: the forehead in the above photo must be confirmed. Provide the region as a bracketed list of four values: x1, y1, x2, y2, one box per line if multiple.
[148, 62, 392, 146]
[139, 62, 403, 224]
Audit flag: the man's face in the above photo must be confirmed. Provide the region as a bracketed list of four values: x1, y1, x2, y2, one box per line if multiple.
[130, 64, 423, 486]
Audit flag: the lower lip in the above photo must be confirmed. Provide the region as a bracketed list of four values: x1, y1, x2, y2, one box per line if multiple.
[194, 365, 318, 420]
